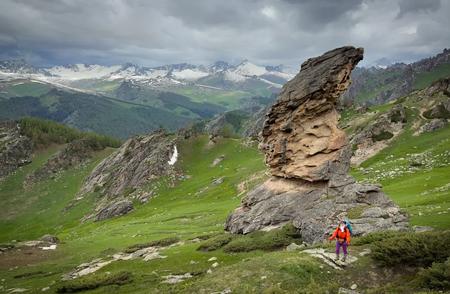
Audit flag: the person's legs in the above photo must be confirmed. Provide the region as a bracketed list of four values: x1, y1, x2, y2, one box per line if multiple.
[335, 241, 341, 260]
[342, 242, 348, 261]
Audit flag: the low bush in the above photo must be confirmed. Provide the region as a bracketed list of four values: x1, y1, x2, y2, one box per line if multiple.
[372, 131, 394, 141]
[352, 230, 406, 246]
[416, 258, 450, 291]
[125, 237, 180, 253]
[56, 271, 132, 293]
[223, 224, 302, 253]
[371, 231, 450, 267]
[197, 234, 234, 251]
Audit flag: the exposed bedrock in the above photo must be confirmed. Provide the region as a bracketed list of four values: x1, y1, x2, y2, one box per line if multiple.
[225, 46, 409, 243]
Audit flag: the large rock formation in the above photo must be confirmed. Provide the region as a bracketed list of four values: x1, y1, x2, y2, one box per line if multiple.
[78, 130, 180, 220]
[0, 121, 32, 180]
[225, 47, 409, 243]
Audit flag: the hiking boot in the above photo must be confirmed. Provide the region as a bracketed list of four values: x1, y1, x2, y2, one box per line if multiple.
[335, 254, 339, 261]
[342, 255, 347, 262]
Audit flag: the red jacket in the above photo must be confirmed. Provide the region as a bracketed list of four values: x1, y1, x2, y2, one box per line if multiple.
[329, 227, 351, 244]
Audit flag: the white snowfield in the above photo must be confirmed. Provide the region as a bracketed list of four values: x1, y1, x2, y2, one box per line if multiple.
[168, 145, 178, 166]
[0, 60, 295, 88]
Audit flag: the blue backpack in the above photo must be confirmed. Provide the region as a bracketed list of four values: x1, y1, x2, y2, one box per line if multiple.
[344, 219, 353, 236]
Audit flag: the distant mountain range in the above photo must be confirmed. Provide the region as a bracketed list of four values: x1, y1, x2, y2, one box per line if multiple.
[0, 49, 449, 138]
[0, 59, 296, 91]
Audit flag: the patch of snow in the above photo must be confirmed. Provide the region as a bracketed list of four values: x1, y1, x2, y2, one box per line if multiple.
[235, 61, 267, 76]
[168, 145, 178, 165]
[259, 78, 283, 88]
[41, 244, 57, 250]
[47, 64, 121, 80]
[172, 69, 209, 81]
[224, 70, 247, 82]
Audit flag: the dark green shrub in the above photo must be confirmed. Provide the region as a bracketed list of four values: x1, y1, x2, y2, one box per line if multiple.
[352, 231, 407, 246]
[223, 224, 302, 253]
[197, 234, 234, 251]
[371, 231, 450, 267]
[56, 271, 132, 293]
[19, 117, 121, 149]
[125, 237, 180, 253]
[416, 258, 450, 290]
[372, 131, 394, 141]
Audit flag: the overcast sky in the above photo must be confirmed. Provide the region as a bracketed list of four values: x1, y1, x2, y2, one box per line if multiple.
[0, 0, 449, 68]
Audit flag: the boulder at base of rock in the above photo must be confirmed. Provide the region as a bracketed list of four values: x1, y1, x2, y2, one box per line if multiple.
[225, 46, 408, 243]
[95, 200, 133, 221]
[40, 234, 59, 244]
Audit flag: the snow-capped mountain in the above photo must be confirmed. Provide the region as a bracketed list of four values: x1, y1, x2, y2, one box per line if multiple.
[0, 59, 296, 89]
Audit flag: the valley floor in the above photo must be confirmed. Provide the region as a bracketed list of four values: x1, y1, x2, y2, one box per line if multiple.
[0, 125, 449, 293]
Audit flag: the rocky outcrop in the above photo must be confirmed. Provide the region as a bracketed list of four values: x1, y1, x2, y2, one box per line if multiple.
[419, 119, 448, 133]
[94, 200, 133, 221]
[225, 47, 408, 243]
[26, 138, 101, 183]
[350, 104, 407, 165]
[260, 47, 363, 181]
[78, 130, 180, 220]
[0, 121, 32, 180]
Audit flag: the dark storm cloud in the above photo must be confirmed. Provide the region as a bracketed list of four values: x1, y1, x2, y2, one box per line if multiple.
[0, 0, 448, 67]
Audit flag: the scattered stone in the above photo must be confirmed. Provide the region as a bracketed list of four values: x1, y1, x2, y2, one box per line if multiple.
[208, 257, 217, 261]
[413, 226, 434, 232]
[303, 248, 358, 270]
[211, 177, 225, 186]
[41, 244, 57, 250]
[351, 284, 358, 290]
[358, 248, 371, 257]
[261, 276, 267, 280]
[211, 155, 225, 167]
[286, 242, 304, 251]
[6, 288, 29, 293]
[161, 273, 192, 284]
[211, 262, 219, 268]
[189, 260, 198, 264]
[338, 288, 360, 294]
[207, 269, 213, 274]
[41, 287, 50, 292]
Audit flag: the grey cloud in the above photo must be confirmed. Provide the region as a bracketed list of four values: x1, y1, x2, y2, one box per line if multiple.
[0, 0, 448, 67]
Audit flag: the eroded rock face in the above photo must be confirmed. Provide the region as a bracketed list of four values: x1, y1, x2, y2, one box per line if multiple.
[78, 131, 179, 220]
[80, 131, 176, 200]
[225, 47, 409, 243]
[260, 46, 363, 181]
[0, 121, 32, 180]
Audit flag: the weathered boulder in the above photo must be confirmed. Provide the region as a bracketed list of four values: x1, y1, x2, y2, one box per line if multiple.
[40, 234, 60, 244]
[423, 99, 450, 119]
[419, 118, 448, 133]
[225, 47, 409, 243]
[260, 46, 363, 181]
[95, 200, 133, 221]
[0, 121, 32, 180]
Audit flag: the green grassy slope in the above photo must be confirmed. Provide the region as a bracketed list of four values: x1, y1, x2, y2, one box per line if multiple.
[0, 88, 191, 139]
[0, 92, 449, 292]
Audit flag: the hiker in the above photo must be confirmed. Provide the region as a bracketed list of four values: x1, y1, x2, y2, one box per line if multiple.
[328, 220, 351, 262]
